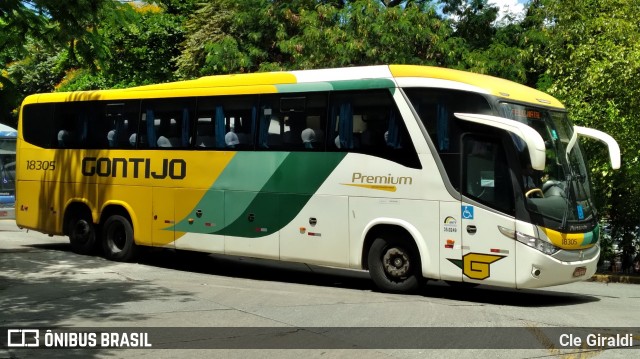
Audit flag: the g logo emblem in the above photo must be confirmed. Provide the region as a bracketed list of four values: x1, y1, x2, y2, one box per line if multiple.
[448, 253, 505, 280]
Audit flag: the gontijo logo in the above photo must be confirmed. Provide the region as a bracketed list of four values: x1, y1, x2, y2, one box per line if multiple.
[342, 172, 413, 192]
[447, 253, 505, 280]
[81, 157, 186, 179]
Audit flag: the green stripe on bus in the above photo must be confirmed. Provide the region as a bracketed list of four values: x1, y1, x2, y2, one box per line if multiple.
[172, 152, 289, 233]
[582, 225, 600, 246]
[218, 152, 346, 237]
[276, 83, 334, 93]
[172, 152, 346, 236]
[328, 79, 396, 91]
[274, 79, 395, 94]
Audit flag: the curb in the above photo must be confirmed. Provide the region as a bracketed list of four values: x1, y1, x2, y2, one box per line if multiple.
[589, 274, 640, 284]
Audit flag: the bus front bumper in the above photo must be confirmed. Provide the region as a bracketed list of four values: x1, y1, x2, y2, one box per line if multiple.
[516, 244, 598, 289]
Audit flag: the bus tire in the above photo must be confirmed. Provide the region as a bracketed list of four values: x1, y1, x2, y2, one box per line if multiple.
[102, 215, 137, 262]
[67, 213, 97, 255]
[367, 235, 422, 293]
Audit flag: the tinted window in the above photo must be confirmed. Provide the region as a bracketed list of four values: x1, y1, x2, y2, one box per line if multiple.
[140, 98, 195, 149]
[195, 95, 258, 150]
[22, 104, 55, 148]
[329, 90, 420, 168]
[257, 93, 328, 151]
[405, 89, 492, 153]
[462, 135, 514, 214]
[104, 101, 141, 149]
[405, 89, 493, 184]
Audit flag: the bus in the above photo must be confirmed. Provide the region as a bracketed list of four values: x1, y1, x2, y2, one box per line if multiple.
[16, 65, 620, 293]
[0, 123, 17, 219]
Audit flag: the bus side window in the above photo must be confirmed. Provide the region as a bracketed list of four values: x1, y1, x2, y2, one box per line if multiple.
[141, 99, 195, 149]
[462, 135, 514, 214]
[22, 104, 55, 148]
[197, 95, 258, 151]
[105, 101, 140, 149]
[329, 90, 420, 168]
[257, 93, 327, 151]
[53, 103, 94, 149]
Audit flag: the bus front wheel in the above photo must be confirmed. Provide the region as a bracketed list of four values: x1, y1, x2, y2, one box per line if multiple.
[67, 213, 97, 255]
[102, 215, 137, 262]
[367, 235, 422, 293]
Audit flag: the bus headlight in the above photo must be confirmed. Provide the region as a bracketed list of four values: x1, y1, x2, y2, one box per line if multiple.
[516, 231, 560, 255]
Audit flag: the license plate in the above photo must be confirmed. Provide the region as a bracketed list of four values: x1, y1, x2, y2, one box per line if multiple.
[573, 266, 587, 277]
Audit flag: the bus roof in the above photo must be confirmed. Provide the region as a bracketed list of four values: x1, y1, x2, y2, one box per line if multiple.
[389, 65, 563, 109]
[22, 65, 564, 109]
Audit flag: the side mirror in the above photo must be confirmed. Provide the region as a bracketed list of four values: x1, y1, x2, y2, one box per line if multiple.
[454, 113, 546, 170]
[573, 126, 621, 170]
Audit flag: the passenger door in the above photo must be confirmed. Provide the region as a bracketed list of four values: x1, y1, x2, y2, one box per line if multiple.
[459, 134, 516, 287]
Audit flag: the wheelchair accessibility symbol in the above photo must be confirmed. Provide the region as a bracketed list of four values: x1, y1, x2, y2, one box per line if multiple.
[462, 205, 474, 220]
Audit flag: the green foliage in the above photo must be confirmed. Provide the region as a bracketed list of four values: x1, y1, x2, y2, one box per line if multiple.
[55, 69, 108, 92]
[538, 0, 640, 268]
[1, 0, 122, 67]
[0, 0, 127, 126]
[177, 0, 457, 76]
[98, 5, 185, 87]
[6, 44, 67, 95]
[152, 0, 200, 15]
[441, 0, 499, 50]
[277, 1, 454, 69]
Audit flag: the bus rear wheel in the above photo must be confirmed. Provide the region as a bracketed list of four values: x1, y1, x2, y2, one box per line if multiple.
[102, 215, 137, 262]
[367, 235, 422, 293]
[67, 213, 97, 255]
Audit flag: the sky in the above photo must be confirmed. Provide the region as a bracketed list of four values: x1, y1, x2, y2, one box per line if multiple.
[489, 0, 528, 22]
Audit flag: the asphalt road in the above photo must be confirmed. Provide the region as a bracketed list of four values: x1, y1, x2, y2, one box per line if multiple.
[0, 219, 638, 359]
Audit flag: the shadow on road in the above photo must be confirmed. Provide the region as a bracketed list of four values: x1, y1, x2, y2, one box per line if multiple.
[0, 243, 195, 359]
[157, 249, 601, 308]
[21, 242, 600, 309]
[418, 282, 600, 307]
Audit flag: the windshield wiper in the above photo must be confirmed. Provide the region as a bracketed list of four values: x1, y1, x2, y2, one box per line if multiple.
[560, 174, 572, 230]
[560, 171, 594, 230]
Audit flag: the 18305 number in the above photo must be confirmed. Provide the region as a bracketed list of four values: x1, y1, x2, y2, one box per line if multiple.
[26, 160, 56, 171]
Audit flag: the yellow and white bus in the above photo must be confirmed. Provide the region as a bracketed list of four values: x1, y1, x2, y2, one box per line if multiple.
[16, 65, 620, 293]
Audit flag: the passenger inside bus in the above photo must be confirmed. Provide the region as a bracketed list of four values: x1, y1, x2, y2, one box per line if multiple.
[301, 128, 315, 149]
[107, 130, 116, 147]
[225, 131, 239, 148]
[57, 130, 70, 147]
[157, 136, 172, 147]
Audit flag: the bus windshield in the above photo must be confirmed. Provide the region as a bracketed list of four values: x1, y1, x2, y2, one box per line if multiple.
[500, 103, 594, 227]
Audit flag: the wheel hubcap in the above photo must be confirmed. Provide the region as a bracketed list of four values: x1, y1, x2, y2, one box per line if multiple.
[383, 247, 410, 278]
[74, 220, 91, 241]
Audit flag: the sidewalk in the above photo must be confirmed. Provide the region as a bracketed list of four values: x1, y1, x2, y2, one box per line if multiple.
[590, 273, 640, 284]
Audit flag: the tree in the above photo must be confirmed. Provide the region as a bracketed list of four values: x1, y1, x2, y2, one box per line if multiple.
[0, 0, 127, 126]
[538, 0, 640, 270]
[94, 3, 185, 88]
[177, 0, 456, 77]
[440, 0, 499, 50]
[0, 1, 123, 67]
[281, 0, 456, 69]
